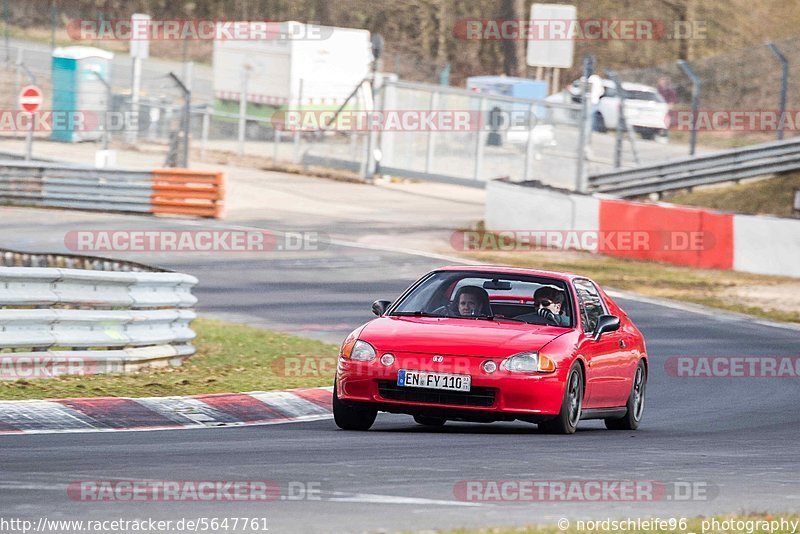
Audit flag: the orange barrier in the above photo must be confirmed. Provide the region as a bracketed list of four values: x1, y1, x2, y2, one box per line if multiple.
[599, 199, 733, 269]
[150, 169, 225, 218]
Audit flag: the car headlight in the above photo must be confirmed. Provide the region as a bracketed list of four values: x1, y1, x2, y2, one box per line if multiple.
[350, 340, 377, 361]
[501, 352, 556, 373]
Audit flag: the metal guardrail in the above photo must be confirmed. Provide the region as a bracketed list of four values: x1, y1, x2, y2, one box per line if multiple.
[0, 267, 198, 379]
[588, 137, 800, 197]
[1, 247, 165, 272]
[0, 160, 225, 218]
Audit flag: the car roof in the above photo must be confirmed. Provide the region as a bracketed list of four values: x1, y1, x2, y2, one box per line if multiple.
[434, 265, 586, 283]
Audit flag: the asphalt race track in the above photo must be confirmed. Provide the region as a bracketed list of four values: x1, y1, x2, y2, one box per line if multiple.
[0, 207, 799, 533]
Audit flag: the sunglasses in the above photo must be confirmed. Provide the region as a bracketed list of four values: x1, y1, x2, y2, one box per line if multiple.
[538, 299, 559, 307]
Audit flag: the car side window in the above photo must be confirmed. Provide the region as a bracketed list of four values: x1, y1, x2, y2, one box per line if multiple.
[573, 279, 605, 333]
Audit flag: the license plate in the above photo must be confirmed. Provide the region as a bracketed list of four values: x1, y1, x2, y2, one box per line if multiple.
[397, 370, 471, 392]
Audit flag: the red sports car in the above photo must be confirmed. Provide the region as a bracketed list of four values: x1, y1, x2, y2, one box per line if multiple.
[334, 266, 648, 434]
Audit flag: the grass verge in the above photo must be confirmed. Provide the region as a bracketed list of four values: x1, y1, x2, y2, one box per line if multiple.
[0, 318, 338, 401]
[431, 513, 799, 533]
[460, 249, 800, 324]
[661, 171, 800, 218]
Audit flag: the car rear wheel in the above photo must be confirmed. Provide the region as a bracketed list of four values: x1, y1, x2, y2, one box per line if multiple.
[333, 381, 377, 431]
[413, 415, 446, 427]
[605, 360, 646, 430]
[539, 362, 583, 434]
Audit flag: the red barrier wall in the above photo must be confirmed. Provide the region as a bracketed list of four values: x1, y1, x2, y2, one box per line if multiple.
[598, 199, 734, 269]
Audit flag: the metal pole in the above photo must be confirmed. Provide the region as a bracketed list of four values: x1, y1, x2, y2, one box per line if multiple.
[167, 72, 190, 167]
[473, 96, 486, 181]
[90, 72, 112, 150]
[607, 71, 625, 169]
[523, 102, 535, 181]
[128, 56, 141, 143]
[767, 43, 788, 141]
[50, 0, 56, 51]
[24, 112, 32, 160]
[238, 66, 248, 156]
[574, 55, 593, 192]
[424, 90, 438, 173]
[3, 0, 8, 64]
[677, 59, 700, 156]
[293, 78, 303, 162]
[200, 107, 209, 160]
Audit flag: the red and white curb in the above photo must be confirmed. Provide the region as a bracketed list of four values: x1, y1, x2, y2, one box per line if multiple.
[0, 387, 333, 435]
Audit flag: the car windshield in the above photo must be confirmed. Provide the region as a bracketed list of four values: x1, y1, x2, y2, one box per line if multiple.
[390, 271, 573, 328]
[624, 89, 664, 102]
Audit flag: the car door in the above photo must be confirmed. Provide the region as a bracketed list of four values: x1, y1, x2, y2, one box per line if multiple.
[573, 279, 627, 408]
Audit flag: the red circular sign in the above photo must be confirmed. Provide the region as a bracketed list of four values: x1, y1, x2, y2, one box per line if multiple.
[19, 85, 43, 113]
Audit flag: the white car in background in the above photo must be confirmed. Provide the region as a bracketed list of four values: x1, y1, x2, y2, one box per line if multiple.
[568, 78, 670, 141]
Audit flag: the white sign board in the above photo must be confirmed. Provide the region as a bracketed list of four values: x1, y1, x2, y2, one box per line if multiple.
[526, 3, 576, 69]
[129, 13, 150, 59]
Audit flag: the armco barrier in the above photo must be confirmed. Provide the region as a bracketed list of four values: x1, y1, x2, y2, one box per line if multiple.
[486, 180, 798, 278]
[0, 267, 198, 378]
[598, 200, 734, 269]
[0, 160, 224, 218]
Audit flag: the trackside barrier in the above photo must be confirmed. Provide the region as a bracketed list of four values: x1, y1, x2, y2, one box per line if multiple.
[0, 160, 224, 218]
[0, 266, 199, 379]
[1, 247, 163, 272]
[486, 180, 799, 278]
[587, 137, 800, 198]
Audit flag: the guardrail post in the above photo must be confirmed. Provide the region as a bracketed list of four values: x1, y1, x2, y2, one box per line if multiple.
[677, 60, 700, 156]
[767, 43, 789, 141]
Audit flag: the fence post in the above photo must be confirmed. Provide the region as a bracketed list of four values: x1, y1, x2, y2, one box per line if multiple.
[677, 59, 700, 156]
[523, 101, 535, 182]
[574, 55, 594, 192]
[767, 43, 788, 141]
[425, 90, 439, 173]
[238, 65, 250, 156]
[200, 107, 209, 160]
[473, 96, 486, 182]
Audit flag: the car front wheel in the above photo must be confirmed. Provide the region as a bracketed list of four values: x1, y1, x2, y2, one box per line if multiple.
[539, 362, 583, 434]
[333, 381, 377, 431]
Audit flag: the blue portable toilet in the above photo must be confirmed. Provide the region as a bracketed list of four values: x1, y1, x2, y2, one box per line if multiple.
[51, 46, 113, 142]
[466, 75, 549, 116]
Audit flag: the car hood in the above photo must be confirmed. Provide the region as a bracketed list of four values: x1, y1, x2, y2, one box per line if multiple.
[359, 316, 568, 357]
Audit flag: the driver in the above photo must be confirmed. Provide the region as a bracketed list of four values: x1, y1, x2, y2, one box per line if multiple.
[517, 286, 570, 326]
[452, 285, 491, 317]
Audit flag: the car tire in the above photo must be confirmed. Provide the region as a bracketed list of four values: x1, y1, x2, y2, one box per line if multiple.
[333, 381, 377, 431]
[413, 415, 446, 427]
[605, 359, 647, 430]
[539, 362, 583, 434]
[592, 112, 607, 133]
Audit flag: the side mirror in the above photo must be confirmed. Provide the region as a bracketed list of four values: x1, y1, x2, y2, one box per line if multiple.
[593, 314, 620, 340]
[372, 299, 391, 316]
